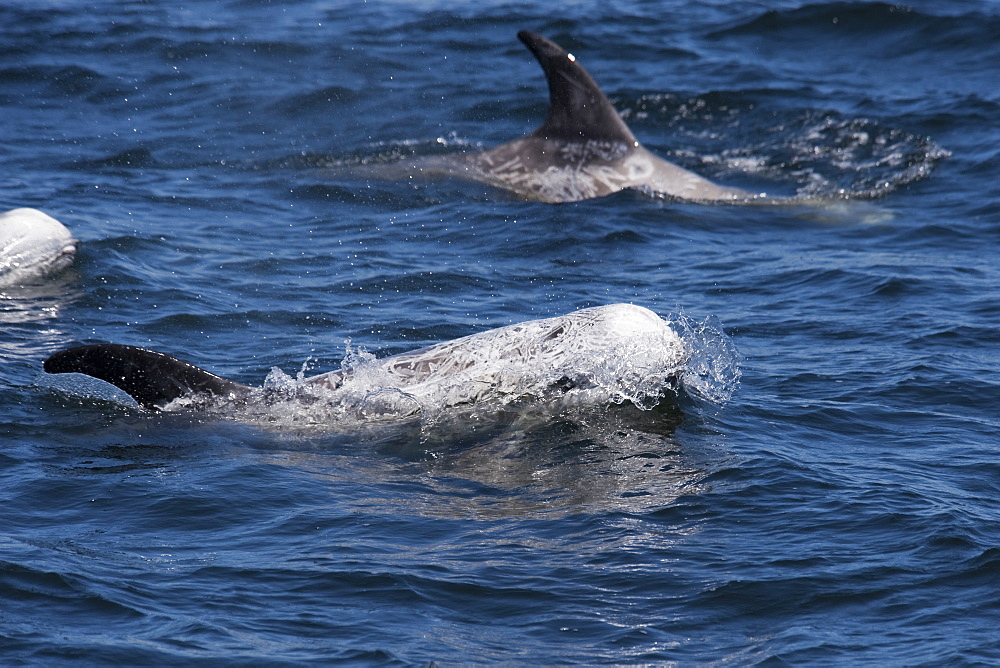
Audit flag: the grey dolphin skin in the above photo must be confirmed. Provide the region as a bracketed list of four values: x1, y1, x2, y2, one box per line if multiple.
[436, 31, 755, 203]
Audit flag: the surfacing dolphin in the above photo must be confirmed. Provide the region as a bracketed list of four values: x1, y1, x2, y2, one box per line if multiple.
[43, 304, 689, 416]
[417, 31, 755, 204]
[0, 208, 77, 287]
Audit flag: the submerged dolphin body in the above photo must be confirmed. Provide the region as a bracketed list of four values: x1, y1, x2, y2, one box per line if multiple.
[0, 208, 77, 287]
[43, 304, 689, 414]
[420, 31, 754, 203]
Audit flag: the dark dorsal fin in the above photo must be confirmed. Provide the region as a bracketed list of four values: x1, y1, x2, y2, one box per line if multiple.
[517, 30, 637, 144]
[44, 343, 250, 410]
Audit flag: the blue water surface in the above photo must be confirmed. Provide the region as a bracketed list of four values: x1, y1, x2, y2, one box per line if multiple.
[2, 0, 999, 664]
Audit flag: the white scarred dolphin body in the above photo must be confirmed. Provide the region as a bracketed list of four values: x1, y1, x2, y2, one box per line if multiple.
[43, 304, 690, 414]
[0, 208, 77, 287]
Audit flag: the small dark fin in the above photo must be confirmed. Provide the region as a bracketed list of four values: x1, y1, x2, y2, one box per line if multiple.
[517, 30, 637, 144]
[44, 344, 250, 410]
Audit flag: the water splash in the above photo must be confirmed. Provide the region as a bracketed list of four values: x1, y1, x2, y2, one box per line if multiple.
[617, 93, 947, 202]
[670, 312, 742, 406]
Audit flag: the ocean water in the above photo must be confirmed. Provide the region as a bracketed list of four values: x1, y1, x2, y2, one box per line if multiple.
[2, 0, 999, 663]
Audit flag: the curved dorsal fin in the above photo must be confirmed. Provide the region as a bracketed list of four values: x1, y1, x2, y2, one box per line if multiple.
[44, 343, 250, 409]
[517, 30, 636, 145]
